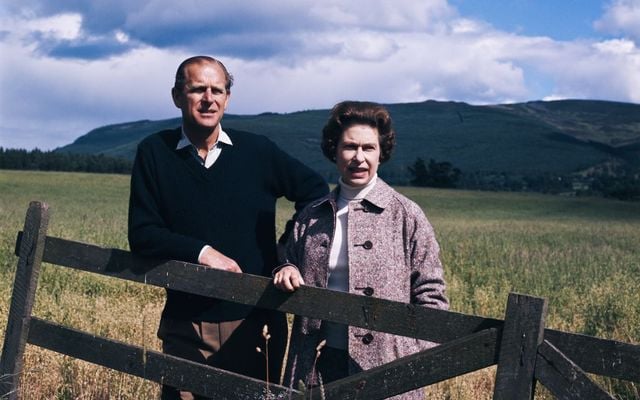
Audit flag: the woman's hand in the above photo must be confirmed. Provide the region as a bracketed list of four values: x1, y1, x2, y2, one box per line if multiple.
[273, 265, 305, 292]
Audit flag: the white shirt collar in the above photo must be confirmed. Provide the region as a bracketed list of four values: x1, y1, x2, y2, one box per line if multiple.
[176, 125, 233, 151]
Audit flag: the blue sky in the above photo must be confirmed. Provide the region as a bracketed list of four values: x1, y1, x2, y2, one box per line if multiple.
[1, 0, 639, 150]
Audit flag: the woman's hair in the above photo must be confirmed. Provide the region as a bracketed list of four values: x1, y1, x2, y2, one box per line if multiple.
[321, 101, 396, 163]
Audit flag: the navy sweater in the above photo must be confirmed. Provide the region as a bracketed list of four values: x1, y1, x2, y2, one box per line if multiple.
[128, 128, 328, 321]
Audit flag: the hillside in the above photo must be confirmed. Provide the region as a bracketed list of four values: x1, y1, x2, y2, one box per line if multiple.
[57, 99, 640, 184]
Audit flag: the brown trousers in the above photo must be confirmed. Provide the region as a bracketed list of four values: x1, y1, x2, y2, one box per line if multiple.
[158, 310, 287, 400]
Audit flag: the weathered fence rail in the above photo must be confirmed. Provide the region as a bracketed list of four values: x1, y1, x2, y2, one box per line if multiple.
[1, 201, 639, 399]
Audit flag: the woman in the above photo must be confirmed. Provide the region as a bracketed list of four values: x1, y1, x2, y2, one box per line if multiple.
[274, 101, 448, 399]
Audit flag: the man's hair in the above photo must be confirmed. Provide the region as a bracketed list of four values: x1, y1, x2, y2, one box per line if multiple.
[174, 56, 234, 92]
[321, 101, 396, 163]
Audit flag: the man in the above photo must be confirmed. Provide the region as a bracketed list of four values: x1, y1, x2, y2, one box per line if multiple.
[128, 56, 328, 399]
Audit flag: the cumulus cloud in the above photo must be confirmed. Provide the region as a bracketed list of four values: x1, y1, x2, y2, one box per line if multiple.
[595, 0, 640, 43]
[4, 0, 455, 59]
[1, 0, 640, 150]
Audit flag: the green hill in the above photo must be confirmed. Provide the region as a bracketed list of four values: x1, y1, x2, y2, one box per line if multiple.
[57, 99, 640, 184]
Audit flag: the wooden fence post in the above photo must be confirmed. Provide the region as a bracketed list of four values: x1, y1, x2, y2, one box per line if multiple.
[0, 202, 50, 399]
[493, 292, 547, 400]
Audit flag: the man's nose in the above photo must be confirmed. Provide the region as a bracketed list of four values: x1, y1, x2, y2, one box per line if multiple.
[203, 88, 214, 102]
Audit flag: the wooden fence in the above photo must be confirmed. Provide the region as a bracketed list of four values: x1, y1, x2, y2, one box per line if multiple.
[1, 201, 639, 399]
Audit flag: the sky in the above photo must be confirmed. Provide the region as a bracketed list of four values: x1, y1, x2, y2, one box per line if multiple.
[1, 0, 639, 151]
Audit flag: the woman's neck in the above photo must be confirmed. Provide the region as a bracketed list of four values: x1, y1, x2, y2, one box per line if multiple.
[338, 174, 377, 201]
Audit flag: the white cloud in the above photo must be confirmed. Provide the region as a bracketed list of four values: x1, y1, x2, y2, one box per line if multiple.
[594, 0, 640, 42]
[1, 1, 640, 150]
[308, 0, 454, 31]
[0, 31, 183, 149]
[115, 30, 130, 43]
[26, 13, 83, 40]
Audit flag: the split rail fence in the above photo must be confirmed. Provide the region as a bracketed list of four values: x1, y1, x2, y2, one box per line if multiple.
[1, 201, 639, 399]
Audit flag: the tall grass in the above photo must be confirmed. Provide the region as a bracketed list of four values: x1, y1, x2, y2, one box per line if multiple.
[1, 170, 639, 399]
[0, 170, 163, 399]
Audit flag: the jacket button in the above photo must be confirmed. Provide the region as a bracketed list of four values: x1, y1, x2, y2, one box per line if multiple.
[362, 333, 374, 344]
[363, 287, 374, 296]
[362, 240, 373, 250]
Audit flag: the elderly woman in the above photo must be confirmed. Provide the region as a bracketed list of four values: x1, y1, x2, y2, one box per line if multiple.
[274, 101, 448, 398]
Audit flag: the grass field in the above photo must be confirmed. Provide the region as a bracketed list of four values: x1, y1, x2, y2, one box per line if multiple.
[1, 169, 639, 399]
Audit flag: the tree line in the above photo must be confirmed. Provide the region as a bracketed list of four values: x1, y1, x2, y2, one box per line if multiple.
[2, 148, 637, 201]
[0, 148, 132, 174]
[407, 157, 640, 201]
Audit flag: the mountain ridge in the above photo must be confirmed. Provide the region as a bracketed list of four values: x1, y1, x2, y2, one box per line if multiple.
[57, 99, 640, 184]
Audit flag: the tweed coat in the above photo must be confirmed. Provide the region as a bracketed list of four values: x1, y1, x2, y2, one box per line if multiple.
[281, 178, 448, 399]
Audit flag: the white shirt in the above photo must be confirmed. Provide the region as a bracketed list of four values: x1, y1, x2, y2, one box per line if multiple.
[176, 126, 233, 169]
[323, 175, 378, 349]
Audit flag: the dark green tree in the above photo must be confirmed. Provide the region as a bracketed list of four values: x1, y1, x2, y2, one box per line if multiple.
[408, 158, 461, 188]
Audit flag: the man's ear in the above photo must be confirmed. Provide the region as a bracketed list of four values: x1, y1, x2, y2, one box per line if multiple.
[171, 87, 182, 108]
[223, 90, 231, 110]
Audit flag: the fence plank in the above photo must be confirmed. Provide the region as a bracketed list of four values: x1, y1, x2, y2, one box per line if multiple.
[35, 235, 502, 343]
[27, 317, 298, 399]
[13, 234, 640, 384]
[544, 329, 640, 383]
[303, 328, 500, 400]
[493, 293, 547, 400]
[535, 340, 614, 400]
[11, 233, 640, 382]
[0, 202, 50, 399]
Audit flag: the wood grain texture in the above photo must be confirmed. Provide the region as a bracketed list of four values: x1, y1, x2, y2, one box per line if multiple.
[305, 328, 500, 400]
[493, 293, 547, 400]
[27, 317, 298, 399]
[0, 202, 50, 400]
[535, 340, 615, 400]
[36, 235, 502, 343]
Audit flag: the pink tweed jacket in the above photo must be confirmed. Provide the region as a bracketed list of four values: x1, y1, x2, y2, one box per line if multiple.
[281, 178, 448, 399]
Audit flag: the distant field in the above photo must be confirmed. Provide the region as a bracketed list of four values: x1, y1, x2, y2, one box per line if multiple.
[1, 170, 638, 399]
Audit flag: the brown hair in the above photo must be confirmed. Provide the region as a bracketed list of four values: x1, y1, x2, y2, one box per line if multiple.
[321, 101, 396, 163]
[173, 56, 234, 92]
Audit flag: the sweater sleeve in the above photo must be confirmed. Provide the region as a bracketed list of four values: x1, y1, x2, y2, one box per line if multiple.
[127, 141, 207, 263]
[266, 138, 329, 244]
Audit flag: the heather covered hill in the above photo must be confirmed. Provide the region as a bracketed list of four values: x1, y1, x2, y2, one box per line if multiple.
[56, 99, 640, 184]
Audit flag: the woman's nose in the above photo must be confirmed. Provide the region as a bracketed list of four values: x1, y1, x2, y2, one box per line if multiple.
[354, 148, 365, 161]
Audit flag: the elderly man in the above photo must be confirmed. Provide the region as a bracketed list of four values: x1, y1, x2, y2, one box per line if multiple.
[128, 55, 328, 399]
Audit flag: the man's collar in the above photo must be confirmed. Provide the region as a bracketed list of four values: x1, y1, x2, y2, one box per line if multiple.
[176, 126, 233, 151]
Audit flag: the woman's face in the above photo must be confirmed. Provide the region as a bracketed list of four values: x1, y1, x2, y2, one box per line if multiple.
[336, 124, 381, 187]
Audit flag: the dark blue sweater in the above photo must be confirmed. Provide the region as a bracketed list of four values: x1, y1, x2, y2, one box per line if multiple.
[128, 128, 328, 321]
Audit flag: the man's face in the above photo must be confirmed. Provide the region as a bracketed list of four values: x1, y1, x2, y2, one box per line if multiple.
[172, 61, 230, 134]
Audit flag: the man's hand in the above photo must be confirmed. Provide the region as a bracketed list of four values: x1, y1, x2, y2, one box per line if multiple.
[273, 265, 305, 292]
[198, 246, 242, 273]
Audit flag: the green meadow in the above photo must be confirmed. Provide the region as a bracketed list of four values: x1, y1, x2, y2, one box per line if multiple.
[1, 169, 638, 399]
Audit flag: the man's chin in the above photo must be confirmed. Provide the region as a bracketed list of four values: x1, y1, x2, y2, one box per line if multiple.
[193, 119, 221, 130]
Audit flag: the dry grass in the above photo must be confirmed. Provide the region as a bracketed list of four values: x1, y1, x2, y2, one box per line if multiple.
[1, 170, 639, 399]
